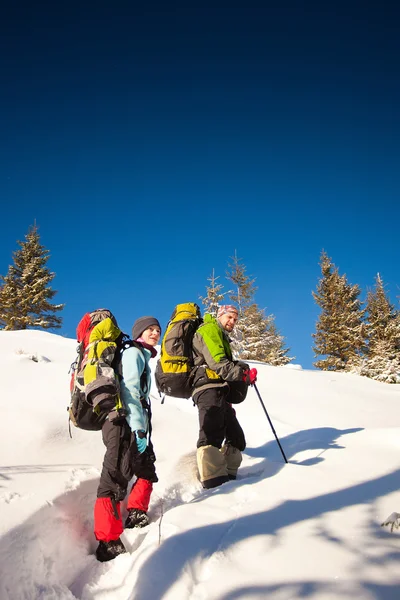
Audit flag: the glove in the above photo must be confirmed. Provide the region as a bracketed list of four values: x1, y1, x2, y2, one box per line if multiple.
[235, 360, 250, 370]
[135, 430, 147, 454]
[242, 368, 257, 385]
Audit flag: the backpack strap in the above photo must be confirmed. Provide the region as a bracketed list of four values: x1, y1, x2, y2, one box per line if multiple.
[119, 338, 153, 441]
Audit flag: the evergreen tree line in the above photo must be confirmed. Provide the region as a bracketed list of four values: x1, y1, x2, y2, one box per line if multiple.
[0, 226, 293, 367]
[313, 251, 400, 384]
[1, 226, 398, 383]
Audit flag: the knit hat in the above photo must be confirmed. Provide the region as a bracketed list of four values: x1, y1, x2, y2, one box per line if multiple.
[131, 316, 161, 341]
[217, 305, 239, 318]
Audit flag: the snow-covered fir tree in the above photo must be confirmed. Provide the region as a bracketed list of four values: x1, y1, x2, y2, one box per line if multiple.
[0, 224, 64, 330]
[312, 251, 366, 371]
[238, 303, 271, 360]
[240, 303, 293, 365]
[359, 274, 400, 383]
[261, 315, 293, 366]
[360, 339, 400, 384]
[225, 252, 292, 365]
[0, 267, 21, 330]
[225, 252, 257, 356]
[199, 269, 226, 317]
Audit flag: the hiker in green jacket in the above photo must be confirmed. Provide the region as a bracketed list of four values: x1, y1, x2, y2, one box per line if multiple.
[191, 305, 257, 488]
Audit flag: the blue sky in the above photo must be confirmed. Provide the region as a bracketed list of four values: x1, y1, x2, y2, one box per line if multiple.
[1, 1, 399, 368]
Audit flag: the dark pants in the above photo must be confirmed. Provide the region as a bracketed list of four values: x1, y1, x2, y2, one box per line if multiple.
[94, 418, 158, 542]
[97, 418, 158, 501]
[194, 386, 246, 451]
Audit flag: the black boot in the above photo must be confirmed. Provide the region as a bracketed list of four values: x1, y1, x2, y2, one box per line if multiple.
[95, 537, 127, 562]
[125, 508, 149, 529]
[202, 474, 230, 489]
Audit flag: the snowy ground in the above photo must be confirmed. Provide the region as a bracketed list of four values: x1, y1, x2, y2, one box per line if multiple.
[0, 330, 399, 600]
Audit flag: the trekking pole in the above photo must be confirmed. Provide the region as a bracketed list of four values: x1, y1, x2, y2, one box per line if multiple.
[253, 383, 288, 464]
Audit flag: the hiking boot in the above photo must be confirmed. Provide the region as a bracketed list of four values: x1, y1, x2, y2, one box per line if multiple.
[125, 508, 149, 529]
[95, 538, 127, 562]
[201, 474, 230, 489]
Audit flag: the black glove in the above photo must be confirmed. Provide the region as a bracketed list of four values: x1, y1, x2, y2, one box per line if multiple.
[235, 360, 250, 371]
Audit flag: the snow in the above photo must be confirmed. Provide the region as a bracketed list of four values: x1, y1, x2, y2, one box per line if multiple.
[0, 330, 399, 600]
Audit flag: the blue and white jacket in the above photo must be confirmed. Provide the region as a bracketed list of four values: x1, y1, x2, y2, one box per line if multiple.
[119, 345, 152, 434]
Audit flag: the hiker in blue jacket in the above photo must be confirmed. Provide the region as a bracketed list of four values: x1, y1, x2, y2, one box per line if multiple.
[94, 316, 161, 562]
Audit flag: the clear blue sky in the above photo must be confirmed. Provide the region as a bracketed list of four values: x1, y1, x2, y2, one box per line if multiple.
[1, 1, 399, 369]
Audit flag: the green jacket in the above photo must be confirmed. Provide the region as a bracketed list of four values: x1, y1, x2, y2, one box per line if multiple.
[192, 313, 245, 394]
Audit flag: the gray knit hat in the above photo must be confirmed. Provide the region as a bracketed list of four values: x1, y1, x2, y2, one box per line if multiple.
[131, 316, 161, 341]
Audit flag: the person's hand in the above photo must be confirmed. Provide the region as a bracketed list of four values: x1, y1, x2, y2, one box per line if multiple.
[235, 360, 250, 370]
[242, 368, 257, 385]
[135, 430, 147, 454]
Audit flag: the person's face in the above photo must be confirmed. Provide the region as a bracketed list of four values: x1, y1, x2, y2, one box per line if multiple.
[141, 325, 161, 346]
[218, 311, 238, 332]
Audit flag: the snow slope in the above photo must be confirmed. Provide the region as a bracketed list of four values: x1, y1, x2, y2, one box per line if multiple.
[0, 330, 399, 600]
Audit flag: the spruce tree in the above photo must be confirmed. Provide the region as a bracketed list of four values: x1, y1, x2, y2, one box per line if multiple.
[312, 251, 366, 371]
[239, 303, 270, 360]
[225, 252, 292, 364]
[226, 251, 257, 314]
[0, 267, 21, 330]
[199, 269, 226, 317]
[240, 304, 293, 365]
[360, 274, 400, 383]
[226, 252, 257, 356]
[0, 224, 64, 330]
[261, 316, 293, 366]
